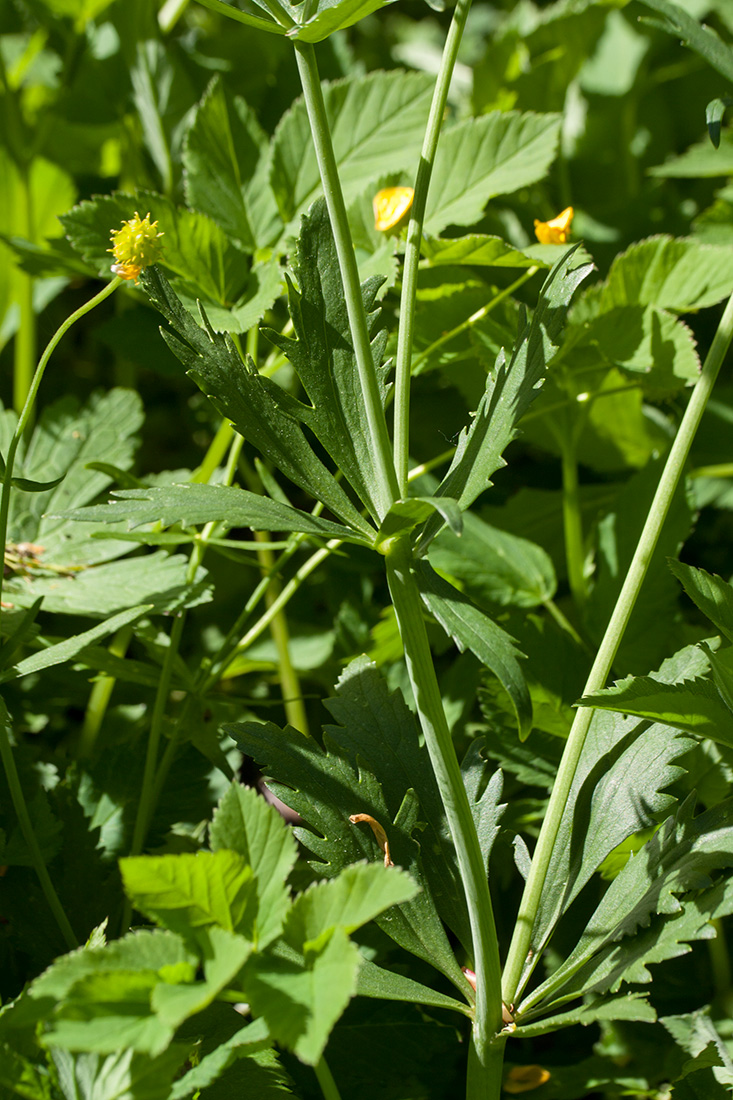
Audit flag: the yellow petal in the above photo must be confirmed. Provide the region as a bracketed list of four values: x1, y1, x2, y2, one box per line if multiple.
[533, 206, 574, 245]
[373, 186, 414, 231]
[503, 1065, 552, 1094]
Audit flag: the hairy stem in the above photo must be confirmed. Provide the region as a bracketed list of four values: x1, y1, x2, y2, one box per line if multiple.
[385, 539, 503, 1099]
[292, 41, 399, 519]
[502, 289, 733, 1006]
[393, 0, 474, 493]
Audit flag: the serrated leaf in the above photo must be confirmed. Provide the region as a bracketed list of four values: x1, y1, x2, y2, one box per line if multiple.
[151, 926, 253, 1031]
[140, 268, 374, 537]
[226, 657, 469, 986]
[514, 992, 656, 1037]
[414, 561, 532, 740]
[209, 783, 298, 948]
[519, 704, 693, 999]
[119, 851, 259, 941]
[424, 111, 562, 235]
[263, 200, 389, 520]
[50, 1048, 187, 1100]
[422, 234, 552, 269]
[460, 742, 505, 873]
[51, 484, 365, 544]
[669, 560, 733, 643]
[243, 928, 358, 1064]
[270, 70, 433, 226]
[649, 131, 733, 179]
[417, 249, 593, 549]
[192, 0, 286, 34]
[284, 863, 418, 951]
[168, 1018, 272, 1099]
[521, 798, 733, 1016]
[580, 668, 733, 747]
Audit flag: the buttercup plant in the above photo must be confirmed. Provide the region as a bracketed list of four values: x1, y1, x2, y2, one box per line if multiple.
[3, 2, 733, 1099]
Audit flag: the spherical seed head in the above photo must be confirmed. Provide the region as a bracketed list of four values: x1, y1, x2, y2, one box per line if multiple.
[108, 211, 164, 279]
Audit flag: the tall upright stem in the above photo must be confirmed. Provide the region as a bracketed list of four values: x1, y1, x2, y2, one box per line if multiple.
[292, 41, 399, 519]
[385, 539, 503, 1099]
[502, 290, 733, 1006]
[392, 0, 473, 494]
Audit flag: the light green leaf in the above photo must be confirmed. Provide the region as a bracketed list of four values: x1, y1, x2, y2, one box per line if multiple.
[415, 560, 532, 740]
[284, 862, 418, 950]
[52, 484, 365, 544]
[288, 0, 398, 42]
[151, 926, 252, 1030]
[192, 0, 286, 34]
[424, 111, 562, 235]
[209, 783, 298, 948]
[429, 511, 556, 609]
[422, 234, 551, 269]
[649, 131, 733, 178]
[3, 551, 211, 618]
[245, 929, 359, 1064]
[0, 605, 151, 683]
[183, 77, 282, 253]
[576, 236, 733, 314]
[119, 851, 259, 940]
[270, 70, 433, 226]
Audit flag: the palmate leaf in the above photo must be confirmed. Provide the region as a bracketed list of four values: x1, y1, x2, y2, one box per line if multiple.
[227, 657, 471, 988]
[669, 560, 733, 643]
[416, 249, 593, 551]
[424, 111, 562, 236]
[140, 268, 373, 539]
[51, 1048, 188, 1100]
[270, 70, 433, 227]
[520, 797, 733, 1018]
[209, 783, 298, 949]
[263, 200, 389, 521]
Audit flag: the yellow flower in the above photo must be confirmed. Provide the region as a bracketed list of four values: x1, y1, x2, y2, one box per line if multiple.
[373, 186, 414, 231]
[533, 206, 574, 245]
[503, 1065, 551, 1094]
[108, 211, 164, 280]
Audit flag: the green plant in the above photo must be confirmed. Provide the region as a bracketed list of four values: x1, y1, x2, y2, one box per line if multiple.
[3, 1, 733, 1098]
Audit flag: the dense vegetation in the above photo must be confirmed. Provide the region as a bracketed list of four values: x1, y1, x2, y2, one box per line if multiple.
[3, 0, 733, 1096]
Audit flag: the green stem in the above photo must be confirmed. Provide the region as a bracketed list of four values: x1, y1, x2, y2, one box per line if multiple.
[14, 163, 36, 422]
[501, 290, 733, 1007]
[557, 432, 586, 611]
[78, 624, 133, 759]
[292, 41, 399, 519]
[0, 277, 121, 624]
[0, 704, 77, 949]
[392, 0, 474, 494]
[385, 539, 503, 1098]
[313, 1056, 343, 1100]
[158, 0, 190, 31]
